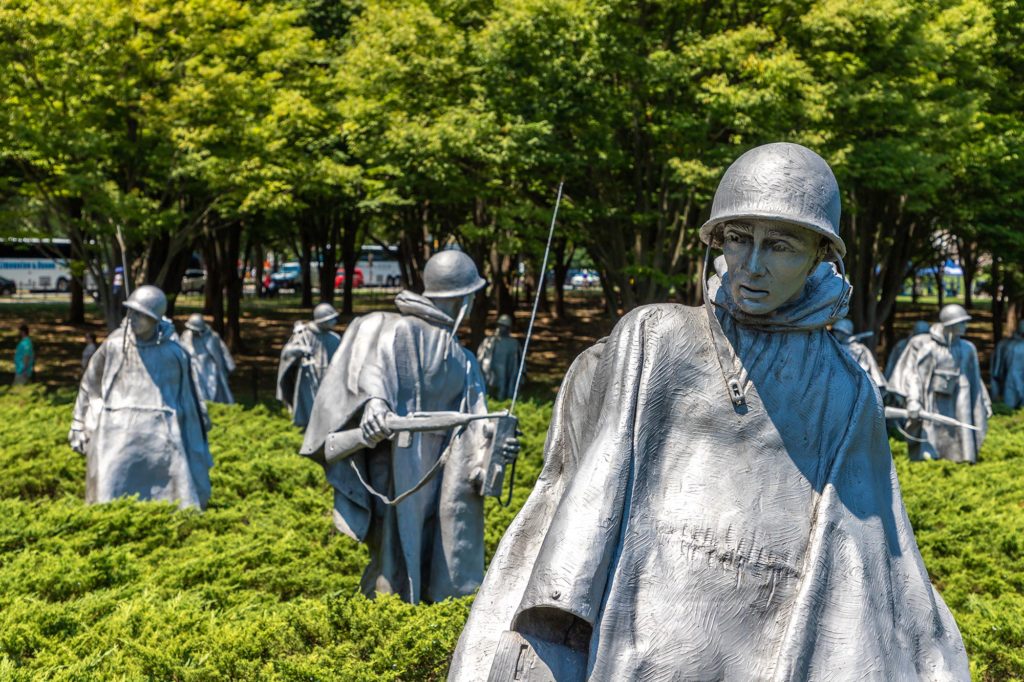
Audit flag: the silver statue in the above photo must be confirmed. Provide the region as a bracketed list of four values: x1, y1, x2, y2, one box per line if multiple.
[451, 143, 967, 681]
[990, 320, 1024, 408]
[889, 304, 991, 463]
[476, 314, 523, 401]
[277, 302, 341, 428]
[831, 318, 887, 390]
[300, 250, 519, 604]
[180, 313, 236, 404]
[68, 285, 213, 509]
[885, 320, 930, 379]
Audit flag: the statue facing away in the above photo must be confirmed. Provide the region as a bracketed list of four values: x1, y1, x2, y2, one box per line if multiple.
[831, 318, 887, 391]
[450, 143, 967, 681]
[277, 302, 341, 428]
[991, 320, 1024, 408]
[299, 249, 519, 604]
[180, 313, 236, 404]
[889, 304, 991, 463]
[885, 320, 930, 380]
[476, 314, 523, 400]
[68, 285, 213, 510]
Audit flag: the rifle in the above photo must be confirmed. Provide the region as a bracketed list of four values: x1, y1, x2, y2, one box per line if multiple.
[324, 410, 511, 463]
[883, 406, 980, 432]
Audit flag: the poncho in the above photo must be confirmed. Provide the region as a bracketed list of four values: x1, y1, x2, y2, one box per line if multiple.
[839, 337, 887, 390]
[276, 321, 340, 428]
[70, 320, 213, 509]
[477, 334, 522, 400]
[889, 325, 990, 463]
[450, 262, 967, 681]
[991, 332, 1024, 408]
[301, 291, 491, 604]
[181, 327, 236, 404]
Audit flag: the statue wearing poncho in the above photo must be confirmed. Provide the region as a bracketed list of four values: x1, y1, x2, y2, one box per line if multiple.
[181, 314, 236, 404]
[68, 286, 212, 510]
[885, 320, 930, 380]
[450, 144, 966, 681]
[477, 315, 522, 401]
[300, 264, 499, 604]
[888, 305, 991, 463]
[991, 321, 1024, 408]
[277, 303, 341, 428]
[832, 318, 887, 391]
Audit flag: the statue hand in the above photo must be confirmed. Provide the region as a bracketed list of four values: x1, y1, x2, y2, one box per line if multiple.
[906, 399, 922, 421]
[68, 429, 88, 455]
[501, 433, 521, 464]
[360, 398, 394, 446]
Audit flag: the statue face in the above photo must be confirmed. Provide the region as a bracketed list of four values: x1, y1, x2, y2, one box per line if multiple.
[316, 318, 337, 332]
[945, 321, 967, 338]
[128, 309, 158, 340]
[721, 220, 821, 316]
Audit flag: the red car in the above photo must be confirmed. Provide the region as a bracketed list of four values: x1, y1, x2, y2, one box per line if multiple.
[334, 267, 364, 290]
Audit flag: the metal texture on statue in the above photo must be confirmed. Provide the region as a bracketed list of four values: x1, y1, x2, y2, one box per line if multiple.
[299, 250, 519, 604]
[450, 143, 967, 681]
[68, 285, 213, 509]
[276, 302, 341, 428]
[477, 315, 523, 401]
[990, 321, 1024, 408]
[885, 320, 930, 379]
[832, 318, 887, 390]
[889, 304, 991, 463]
[180, 313, 236, 404]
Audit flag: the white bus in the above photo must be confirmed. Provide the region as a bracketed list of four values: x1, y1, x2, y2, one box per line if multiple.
[357, 244, 402, 287]
[0, 238, 74, 292]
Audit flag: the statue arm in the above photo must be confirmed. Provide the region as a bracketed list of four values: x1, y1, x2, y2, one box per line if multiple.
[70, 341, 108, 452]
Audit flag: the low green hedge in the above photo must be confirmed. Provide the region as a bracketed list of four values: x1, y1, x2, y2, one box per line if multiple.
[0, 386, 1020, 680]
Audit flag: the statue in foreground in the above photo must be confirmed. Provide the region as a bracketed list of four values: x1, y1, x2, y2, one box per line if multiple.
[450, 143, 967, 681]
[68, 286, 213, 509]
[831, 318, 887, 390]
[991, 321, 1024, 408]
[477, 314, 523, 400]
[277, 302, 341, 428]
[889, 304, 991, 463]
[300, 250, 519, 604]
[180, 313, 236, 404]
[885, 320, 930, 379]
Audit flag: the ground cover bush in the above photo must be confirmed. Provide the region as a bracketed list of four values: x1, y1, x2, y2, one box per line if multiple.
[0, 386, 1020, 680]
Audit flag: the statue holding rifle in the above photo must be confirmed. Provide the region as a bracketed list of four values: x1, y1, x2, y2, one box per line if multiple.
[300, 249, 521, 604]
[277, 303, 342, 428]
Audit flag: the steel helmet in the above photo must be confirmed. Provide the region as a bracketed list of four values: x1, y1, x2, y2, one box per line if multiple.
[700, 142, 845, 260]
[422, 250, 486, 298]
[912, 320, 930, 335]
[939, 304, 971, 327]
[313, 302, 339, 325]
[497, 314, 513, 328]
[832, 318, 854, 337]
[123, 285, 167, 321]
[185, 313, 208, 333]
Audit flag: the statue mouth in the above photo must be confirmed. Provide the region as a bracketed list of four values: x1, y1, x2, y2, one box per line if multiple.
[738, 284, 769, 300]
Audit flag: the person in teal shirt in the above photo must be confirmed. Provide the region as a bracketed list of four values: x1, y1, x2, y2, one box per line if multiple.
[14, 324, 34, 385]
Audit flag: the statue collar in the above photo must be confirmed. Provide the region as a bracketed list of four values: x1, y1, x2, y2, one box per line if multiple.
[394, 290, 456, 327]
[708, 256, 849, 332]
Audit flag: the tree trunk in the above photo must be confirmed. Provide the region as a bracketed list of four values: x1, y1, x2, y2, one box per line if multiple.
[224, 223, 243, 352]
[254, 243, 265, 299]
[551, 238, 573, 321]
[69, 274, 85, 324]
[300, 229, 313, 308]
[341, 212, 359, 315]
[935, 265, 945, 309]
[991, 257, 1004, 347]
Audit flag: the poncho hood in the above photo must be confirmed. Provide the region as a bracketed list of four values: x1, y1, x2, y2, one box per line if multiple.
[395, 290, 455, 328]
[708, 256, 849, 332]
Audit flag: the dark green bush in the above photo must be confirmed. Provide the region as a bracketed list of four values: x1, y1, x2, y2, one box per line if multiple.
[0, 385, 1020, 680]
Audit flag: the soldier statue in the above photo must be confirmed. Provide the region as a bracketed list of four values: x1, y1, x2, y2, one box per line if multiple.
[477, 314, 523, 401]
[180, 313, 236, 404]
[885, 320, 930, 380]
[450, 143, 967, 681]
[831, 318, 887, 391]
[889, 304, 991, 463]
[277, 302, 341, 428]
[68, 285, 213, 509]
[991, 320, 1024, 408]
[300, 249, 519, 604]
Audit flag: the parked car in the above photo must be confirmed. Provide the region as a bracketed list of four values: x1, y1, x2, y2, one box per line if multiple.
[270, 262, 303, 290]
[334, 267, 365, 290]
[0, 275, 16, 295]
[181, 268, 206, 294]
[567, 268, 601, 289]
